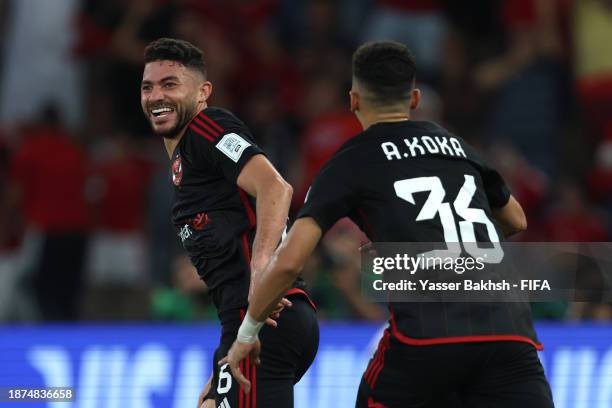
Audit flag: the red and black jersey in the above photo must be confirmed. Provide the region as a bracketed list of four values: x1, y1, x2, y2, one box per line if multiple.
[170, 106, 308, 313]
[298, 120, 541, 349]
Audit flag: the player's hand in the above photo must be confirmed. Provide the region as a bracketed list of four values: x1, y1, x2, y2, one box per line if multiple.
[264, 297, 292, 328]
[249, 267, 292, 328]
[218, 338, 261, 394]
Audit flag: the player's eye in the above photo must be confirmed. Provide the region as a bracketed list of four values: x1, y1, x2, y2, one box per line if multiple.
[141, 85, 152, 92]
[163, 82, 177, 88]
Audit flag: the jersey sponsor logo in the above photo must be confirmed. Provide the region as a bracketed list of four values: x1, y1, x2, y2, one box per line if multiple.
[178, 224, 193, 242]
[191, 212, 209, 231]
[216, 133, 251, 163]
[171, 155, 183, 186]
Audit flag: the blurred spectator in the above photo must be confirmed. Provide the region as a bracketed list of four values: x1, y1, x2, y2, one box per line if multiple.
[543, 182, 609, 242]
[0, 0, 83, 128]
[6, 106, 89, 320]
[573, 0, 612, 142]
[475, 0, 568, 175]
[291, 75, 362, 206]
[147, 158, 183, 286]
[588, 126, 612, 210]
[243, 86, 297, 176]
[362, 0, 448, 79]
[488, 143, 549, 222]
[81, 131, 154, 319]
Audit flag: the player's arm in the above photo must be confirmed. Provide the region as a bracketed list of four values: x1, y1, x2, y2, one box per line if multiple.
[237, 155, 293, 296]
[246, 217, 321, 321]
[218, 218, 322, 392]
[491, 195, 527, 237]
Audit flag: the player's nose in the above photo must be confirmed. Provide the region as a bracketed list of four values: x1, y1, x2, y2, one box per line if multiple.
[149, 85, 165, 102]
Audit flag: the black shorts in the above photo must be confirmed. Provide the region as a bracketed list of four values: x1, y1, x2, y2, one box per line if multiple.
[356, 329, 554, 408]
[207, 294, 319, 408]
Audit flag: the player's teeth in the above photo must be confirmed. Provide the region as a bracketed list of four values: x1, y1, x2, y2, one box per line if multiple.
[152, 107, 173, 114]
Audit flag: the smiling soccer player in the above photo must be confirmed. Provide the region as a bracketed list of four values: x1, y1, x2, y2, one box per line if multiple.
[141, 38, 318, 408]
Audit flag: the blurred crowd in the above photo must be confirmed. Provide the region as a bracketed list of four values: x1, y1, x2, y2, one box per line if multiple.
[0, 0, 611, 322]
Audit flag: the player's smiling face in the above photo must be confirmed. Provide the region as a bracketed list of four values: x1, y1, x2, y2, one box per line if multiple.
[141, 60, 206, 139]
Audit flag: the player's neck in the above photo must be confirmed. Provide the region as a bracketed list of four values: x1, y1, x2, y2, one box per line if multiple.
[163, 103, 208, 159]
[163, 127, 188, 159]
[360, 111, 411, 130]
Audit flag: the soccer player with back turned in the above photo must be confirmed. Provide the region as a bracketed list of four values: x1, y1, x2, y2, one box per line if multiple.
[140, 38, 318, 408]
[223, 41, 554, 407]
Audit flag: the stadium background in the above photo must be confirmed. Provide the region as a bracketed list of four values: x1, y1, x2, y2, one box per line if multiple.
[0, 0, 610, 406]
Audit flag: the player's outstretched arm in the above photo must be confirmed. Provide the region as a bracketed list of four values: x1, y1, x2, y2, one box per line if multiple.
[492, 195, 527, 237]
[237, 154, 293, 326]
[219, 217, 323, 393]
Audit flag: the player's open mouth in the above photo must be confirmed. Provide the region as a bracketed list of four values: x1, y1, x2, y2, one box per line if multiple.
[151, 106, 175, 117]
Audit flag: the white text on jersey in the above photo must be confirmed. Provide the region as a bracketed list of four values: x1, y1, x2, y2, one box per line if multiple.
[381, 135, 467, 160]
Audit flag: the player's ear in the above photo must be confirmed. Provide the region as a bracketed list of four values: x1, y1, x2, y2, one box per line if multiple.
[410, 88, 421, 111]
[199, 81, 213, 103]
[349, 90, 360, 113]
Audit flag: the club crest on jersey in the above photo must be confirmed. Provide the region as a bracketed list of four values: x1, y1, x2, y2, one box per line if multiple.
[172, 155, 183, 186]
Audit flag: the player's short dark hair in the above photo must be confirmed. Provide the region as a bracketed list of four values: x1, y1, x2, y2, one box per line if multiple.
[352, 41, 416, 105]
[144, 38, 207, 77]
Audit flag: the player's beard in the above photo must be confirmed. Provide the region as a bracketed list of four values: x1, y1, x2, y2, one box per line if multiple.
[146, 102, 199, 140]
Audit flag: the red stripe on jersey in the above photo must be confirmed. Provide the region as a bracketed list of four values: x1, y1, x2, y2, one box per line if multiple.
[365, 356, 381, 387]
[239, 307, 246, 408]
[245, 356, 251, 408]
[241, 233, 251, 264]
[193, 116, 221, 138]
[285, 288, 317, 311]
[365, 340, 385, 387]
[252, 361, 257, 408]
[239, 189, 257, 228]
[370, 332, 390, 386]
[239, 360, 244, 408]
[365, 330, 388, 386]
[389, 306, 544, 350]
[368, 397, 388, 408]
[189, 124, 215, 142]
[199, 112, 224, 133]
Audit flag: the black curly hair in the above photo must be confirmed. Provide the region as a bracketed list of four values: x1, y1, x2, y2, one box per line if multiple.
[144, 38, 207, 78]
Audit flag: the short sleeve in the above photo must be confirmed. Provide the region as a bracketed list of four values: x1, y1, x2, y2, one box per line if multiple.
[185, 110, 265, 183]
[297, 158, 356, 233]
[461, 139, 512, 209]
[480, 164, 511, 208]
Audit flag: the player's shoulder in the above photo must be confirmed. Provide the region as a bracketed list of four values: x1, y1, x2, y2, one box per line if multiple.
[202, 106, 248, 130]
[185, 106, 252, 144]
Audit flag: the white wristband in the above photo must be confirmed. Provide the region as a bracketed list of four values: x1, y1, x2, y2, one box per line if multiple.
[237, 313, 264, 344]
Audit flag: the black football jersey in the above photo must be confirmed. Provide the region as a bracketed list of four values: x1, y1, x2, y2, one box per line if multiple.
[169, 107, 307, 313]
[298, 120, 540, 347]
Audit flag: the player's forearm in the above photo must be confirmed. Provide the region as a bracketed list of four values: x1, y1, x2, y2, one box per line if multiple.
[250, 179, 292, 270]
[248, 250, 300, 322]
[492, 195, 527, 237]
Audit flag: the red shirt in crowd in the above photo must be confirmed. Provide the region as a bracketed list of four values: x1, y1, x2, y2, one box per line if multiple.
[9, 126, 90, 232]
[91, 156, 153, 233]
[296, 111, 362, 204]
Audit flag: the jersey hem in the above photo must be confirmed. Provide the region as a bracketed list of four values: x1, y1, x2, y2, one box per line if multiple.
[389, 317, 544, 350]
